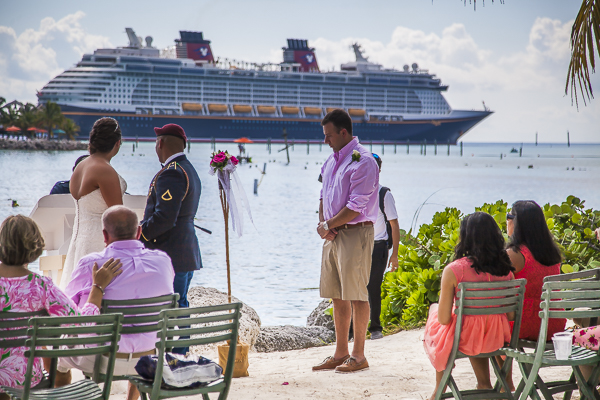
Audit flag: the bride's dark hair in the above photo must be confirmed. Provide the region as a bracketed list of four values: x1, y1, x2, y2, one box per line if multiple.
[89, 117, 121, 154]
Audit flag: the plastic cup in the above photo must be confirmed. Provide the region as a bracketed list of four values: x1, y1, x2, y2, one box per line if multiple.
[552, 332, 573, 360]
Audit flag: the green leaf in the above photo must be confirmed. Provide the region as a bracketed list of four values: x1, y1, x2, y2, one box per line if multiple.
[571, 213, 582, 224]
[561, 264, 574, 273]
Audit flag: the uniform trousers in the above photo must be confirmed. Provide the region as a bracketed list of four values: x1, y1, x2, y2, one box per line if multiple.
[172, 271, 194, 355]
[367, 241, 389, 333]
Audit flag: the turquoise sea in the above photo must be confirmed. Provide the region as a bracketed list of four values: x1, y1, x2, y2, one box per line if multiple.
[1, 141, 599, 326]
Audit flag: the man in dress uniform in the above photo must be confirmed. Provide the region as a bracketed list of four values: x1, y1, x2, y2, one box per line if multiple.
[141, 124, 202, 332]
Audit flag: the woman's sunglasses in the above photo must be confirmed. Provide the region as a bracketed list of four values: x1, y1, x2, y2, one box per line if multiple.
[506, 213, 515, 220]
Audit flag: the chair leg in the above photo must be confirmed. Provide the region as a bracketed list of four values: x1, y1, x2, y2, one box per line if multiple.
[202, 394, 210, 400]
[447, 375, 463, 400]
[491, 356, 513, 399]
[517, 362, 542, 400]
[573, 366, 598, 400]
[435, 364, 454, 400]
[562, 372, 576, 400]
[140, 391, 149, 400]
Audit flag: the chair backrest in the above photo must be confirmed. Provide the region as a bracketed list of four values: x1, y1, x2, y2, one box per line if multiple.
[21, 313, 122, 400]
[544, 267, 600, 283]
[148, 303, 243, 400]
[543, 267, 600, 326]
[453, 279, 527, 356]
[100, 293, 180, 335]
[537, 280, 600, 346]
[0, 310, 49, 350]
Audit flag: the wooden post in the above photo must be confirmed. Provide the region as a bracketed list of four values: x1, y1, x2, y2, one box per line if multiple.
[567, 131, 570, 147]
[381, 139, 385, 155]
[535, 132, 538, 146]
[268, 137, 272, 154]
[187, 140, 191, 153]
[407, 140, 410, 154]
[447, 140, 450, 156]
[283, 128, 290, 165]
[434, 139, 437, 156]
[460, 142, 463, 156]
[219, 183, 232, 303]
[370, 140, 373, 152]
[307, 139, 310, 155]
[424, 140, 427, 156]
[394, 142, 397, 154]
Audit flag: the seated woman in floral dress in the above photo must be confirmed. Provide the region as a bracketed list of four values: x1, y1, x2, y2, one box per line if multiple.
[424, 212, 515, 400]
[0, 215, 122, 396]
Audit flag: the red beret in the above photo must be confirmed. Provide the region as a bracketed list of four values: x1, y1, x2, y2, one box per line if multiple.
[154, 124, 187, 145]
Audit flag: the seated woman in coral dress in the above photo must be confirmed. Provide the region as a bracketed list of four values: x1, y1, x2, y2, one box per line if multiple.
[424, 212, 515, 400]
[0, 215, 122, 396]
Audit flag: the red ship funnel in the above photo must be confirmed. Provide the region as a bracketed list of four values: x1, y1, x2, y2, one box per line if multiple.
[176, 31, 214, 63]
[282, 39, 319, 72]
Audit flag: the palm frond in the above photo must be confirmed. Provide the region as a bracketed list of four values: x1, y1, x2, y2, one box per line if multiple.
[566, 0, 600, 108]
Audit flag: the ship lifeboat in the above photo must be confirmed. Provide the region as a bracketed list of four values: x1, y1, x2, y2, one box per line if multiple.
[348, 108, 366, 117]
[280, 106, 300, 115]
[208, 104, 228, 113]
[326, 107, 342, 114]
[257, 105, 276, 114]
[233, 105, 252, 113]
[303, 107, 322, 115]
[182, 103, 203, 112]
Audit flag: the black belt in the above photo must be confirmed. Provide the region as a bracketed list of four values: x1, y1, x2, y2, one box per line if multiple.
[374, 240, 387, 244]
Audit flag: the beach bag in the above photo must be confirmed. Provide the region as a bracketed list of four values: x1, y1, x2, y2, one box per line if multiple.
[218, 340, 250, 378]
[135, 352, 222, 388]
[379, 186, 393, 250]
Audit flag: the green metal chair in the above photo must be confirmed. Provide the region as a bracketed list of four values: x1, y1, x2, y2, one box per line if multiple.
[0, 311, 53, 389]
[434, 278, 527, 400]
[85, 293, 180, 383]
[0, 313, 122, 400]
[129, 302, 243, 400]
[510, 268, 600, 400]
[505, 280, 600, 400]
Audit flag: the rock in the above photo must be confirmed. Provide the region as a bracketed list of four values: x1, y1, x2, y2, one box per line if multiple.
[307, 299, 335, 331]
[254, 325, 336, 353]
[0, 139, 88, 151]
[187, 286, 261, 358]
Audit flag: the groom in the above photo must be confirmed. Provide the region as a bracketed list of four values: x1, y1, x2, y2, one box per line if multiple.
[141, 124, 202, 344]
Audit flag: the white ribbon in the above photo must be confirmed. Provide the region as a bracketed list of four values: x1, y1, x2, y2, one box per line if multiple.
[209, 161, 254, 237]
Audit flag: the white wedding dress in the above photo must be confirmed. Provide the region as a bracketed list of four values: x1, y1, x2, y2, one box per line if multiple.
[59, 175, 127, 290]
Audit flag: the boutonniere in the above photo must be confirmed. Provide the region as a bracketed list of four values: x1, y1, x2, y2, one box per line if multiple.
[351, 150, 361, 163]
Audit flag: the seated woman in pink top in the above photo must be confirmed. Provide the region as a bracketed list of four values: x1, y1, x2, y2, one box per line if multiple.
[0, 215, 122, 395]
[424, 212, 515, 400]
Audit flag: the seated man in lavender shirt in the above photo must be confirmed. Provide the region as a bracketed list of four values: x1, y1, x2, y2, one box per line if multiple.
[58, 205, 174, 400]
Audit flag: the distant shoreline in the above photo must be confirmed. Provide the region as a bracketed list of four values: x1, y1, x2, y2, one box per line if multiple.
[0, 138, 88, 151]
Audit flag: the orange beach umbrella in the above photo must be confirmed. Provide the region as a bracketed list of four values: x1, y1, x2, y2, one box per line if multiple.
[27, 127, 38, 131]
[5, 126, 21, 132]
[233, 137, 253, 144]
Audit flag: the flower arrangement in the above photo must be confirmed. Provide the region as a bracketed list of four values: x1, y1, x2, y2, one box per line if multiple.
[210, 150, 239, 172]
[351, 149, 361, 163]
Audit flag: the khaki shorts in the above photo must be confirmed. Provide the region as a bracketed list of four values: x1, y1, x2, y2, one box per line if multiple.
[320, 224, 374, 301]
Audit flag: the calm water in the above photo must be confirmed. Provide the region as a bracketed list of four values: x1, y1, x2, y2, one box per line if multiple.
[1, 141, 599, 326]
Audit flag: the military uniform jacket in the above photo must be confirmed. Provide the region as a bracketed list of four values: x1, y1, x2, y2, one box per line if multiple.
[141, 154, 202, 272]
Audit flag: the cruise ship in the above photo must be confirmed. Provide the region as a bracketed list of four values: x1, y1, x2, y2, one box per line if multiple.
[37, 28, 492, 143]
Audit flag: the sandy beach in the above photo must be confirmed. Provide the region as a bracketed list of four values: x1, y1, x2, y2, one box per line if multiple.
[80, 327, 576, 400]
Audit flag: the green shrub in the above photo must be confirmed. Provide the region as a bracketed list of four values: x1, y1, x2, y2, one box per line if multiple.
[380, 196, 600, 329]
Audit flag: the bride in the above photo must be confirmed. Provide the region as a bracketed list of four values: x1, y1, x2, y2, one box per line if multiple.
[59, 117, 127, 289]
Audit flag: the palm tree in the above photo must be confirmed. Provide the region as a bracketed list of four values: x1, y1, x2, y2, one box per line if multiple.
[16, 103, 39, 139]
[566, 0, 600, 107]
[61, 118, 81, 140]
[37, 101, 64, 139]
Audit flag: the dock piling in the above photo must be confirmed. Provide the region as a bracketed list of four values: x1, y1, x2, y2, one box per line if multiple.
[434, 139, 437, 156]
[460, 142, 463, 156]
[381, 139, 385, 155]
[447, 140, 450, 156]
[267, 137, 272, 154]
[424, 140, 427, 156]
[407, 140, 410, 154]
[394, 142, 397, 154]
[307, 139, 310, 155]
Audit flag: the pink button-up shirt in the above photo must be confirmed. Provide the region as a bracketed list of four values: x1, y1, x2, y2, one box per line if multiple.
[320, 137, 379, 224]
[65, 240, 175, 353]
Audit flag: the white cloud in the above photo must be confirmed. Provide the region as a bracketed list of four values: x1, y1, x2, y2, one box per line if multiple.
[0, 11, 112, 103]
[301, 18, 598, 142]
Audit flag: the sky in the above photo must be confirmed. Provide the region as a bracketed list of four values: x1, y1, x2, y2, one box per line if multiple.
[0, 0, 598, 143]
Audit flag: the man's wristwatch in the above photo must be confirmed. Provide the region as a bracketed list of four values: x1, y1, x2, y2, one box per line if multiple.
[322, 221, 329, 231]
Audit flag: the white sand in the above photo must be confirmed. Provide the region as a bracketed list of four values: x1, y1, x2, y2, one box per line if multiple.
[75, 327, 577, 400]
